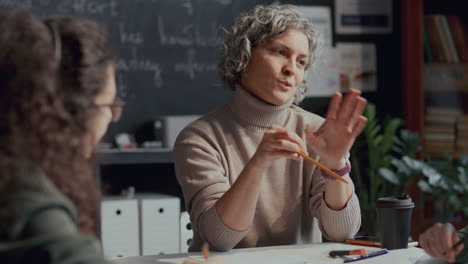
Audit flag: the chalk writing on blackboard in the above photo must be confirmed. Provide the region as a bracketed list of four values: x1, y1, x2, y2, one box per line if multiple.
[116, 47, 163, 88]
[158, 16, 222, 48]
[0, 0, 32, 9]
[174, 48, 217, 80]
[56, 0, 118, 16]
[119, 23, 144, 45]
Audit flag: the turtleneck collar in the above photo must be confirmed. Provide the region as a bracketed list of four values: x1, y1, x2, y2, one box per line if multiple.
[228, 85, 293, 131]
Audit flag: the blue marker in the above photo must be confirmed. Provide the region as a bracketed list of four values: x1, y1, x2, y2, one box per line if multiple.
[343, 249, 389, 263]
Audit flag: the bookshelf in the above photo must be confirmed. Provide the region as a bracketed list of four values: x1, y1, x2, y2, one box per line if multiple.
[401, 0, 468, 240]
[402, 0, 468, 158]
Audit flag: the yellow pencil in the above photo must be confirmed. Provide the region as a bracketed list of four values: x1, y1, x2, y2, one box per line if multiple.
[298, 151, 349, 184]
[202, 242, 210, 260]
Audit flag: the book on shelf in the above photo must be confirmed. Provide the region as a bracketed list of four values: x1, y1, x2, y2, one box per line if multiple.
[424, 15, 449, 63]
[425, 125, 455, 134]
[423, 29, 433, 63]
[446, 15, 468, 63]
[425, 143, 455, 157]
[425, 141, 455, 148]
[424, 114, 458, 125]
[424, 14, 467, 64]
[458, 114, 468, 123]
[424, 133, 455, 141]
[456, 137, 468, 154]
[458, 125, 468, 133]
[439, 15, 459, 63]
[456, 138, 468, 147]
[435, 14, 451, 63]
[426, 107, 462, 116]
[424, 64, 468, 92]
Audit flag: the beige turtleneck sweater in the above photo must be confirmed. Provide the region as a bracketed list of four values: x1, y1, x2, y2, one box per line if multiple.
[174, 87, 361, 252]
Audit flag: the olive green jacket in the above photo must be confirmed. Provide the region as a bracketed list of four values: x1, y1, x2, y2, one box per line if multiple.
[0, 164, 109, 264]
[457, 226, 468, 263]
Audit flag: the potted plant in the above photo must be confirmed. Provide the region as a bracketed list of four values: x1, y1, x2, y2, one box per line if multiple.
[383, 152, 468, 220]
[350, 102, 406, 236]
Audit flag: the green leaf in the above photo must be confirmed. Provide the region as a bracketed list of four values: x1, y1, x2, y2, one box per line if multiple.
[381, 119, 402, 153]
[418, 180, 432, 193]
[364, 103, 376, 120]
[421, 166, 442, 184]
[391, 159, 411, 176]
[438, 180, 450, 191]
[379, 167, 400, 185]
[368, 125, 382, 141]
[402, 156, 425, 171]
[452, 183, 464, 193]
[457, 154, 468, 166]
[448, 195, 462, 209]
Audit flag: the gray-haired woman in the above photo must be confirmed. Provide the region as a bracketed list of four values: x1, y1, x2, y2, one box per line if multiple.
[174, 4, 367, 252]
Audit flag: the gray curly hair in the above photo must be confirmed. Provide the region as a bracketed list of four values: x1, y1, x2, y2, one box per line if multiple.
[219, 4, 318, 104]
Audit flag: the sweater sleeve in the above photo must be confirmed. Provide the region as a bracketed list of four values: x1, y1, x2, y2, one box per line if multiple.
[174, 126, 250, 251]
[307, 161, 361, 242]
[456, 226, 468, 263]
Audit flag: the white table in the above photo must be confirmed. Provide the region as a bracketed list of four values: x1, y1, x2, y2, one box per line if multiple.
[112, 242, 445, 264]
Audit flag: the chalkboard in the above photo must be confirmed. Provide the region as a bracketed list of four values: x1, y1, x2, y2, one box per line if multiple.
[0, 0, 335, 142]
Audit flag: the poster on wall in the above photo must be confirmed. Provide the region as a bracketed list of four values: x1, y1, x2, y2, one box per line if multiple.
[296, 6, 333, 46]
[335, 0, 392, 34]
[296, 6, 339, 97]
[336, 43, 377, 92]
[305, 47, 340, 97]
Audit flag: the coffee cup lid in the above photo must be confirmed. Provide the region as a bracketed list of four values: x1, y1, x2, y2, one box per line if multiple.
[376, 195, 414, 209]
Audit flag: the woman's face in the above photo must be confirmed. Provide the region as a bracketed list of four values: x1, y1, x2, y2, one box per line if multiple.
[84, 64, 117, 156]
[240, 28, 309, 106]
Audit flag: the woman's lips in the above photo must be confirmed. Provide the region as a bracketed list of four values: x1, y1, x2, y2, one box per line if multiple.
[277, 80, 293, 90]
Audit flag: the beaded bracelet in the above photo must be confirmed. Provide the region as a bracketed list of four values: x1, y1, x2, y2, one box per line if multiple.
[320, 162, 351, 180]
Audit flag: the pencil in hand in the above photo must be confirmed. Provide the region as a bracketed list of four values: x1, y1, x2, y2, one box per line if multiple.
[452, 236, 465, 250]
[297, 151, 349, 184]
[441, 236, 465, 257]
[202, 242, 210, 260]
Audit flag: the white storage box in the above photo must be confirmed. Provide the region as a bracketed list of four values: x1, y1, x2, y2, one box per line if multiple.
[137, 193, 181, 255]
[101, 197, 140, 258]
[179, 211, 193, 253]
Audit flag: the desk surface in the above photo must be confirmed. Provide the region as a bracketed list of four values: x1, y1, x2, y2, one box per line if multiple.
[112, 243, 445, 264]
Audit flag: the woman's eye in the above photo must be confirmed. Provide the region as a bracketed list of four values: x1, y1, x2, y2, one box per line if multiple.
[298, 60, 306, 66]
[276, 49, 286, 56]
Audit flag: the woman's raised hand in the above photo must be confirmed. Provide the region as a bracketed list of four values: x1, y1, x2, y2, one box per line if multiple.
[305, 89, 367, 169]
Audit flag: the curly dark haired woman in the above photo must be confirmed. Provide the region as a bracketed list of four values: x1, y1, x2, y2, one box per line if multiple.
[0, 9, 122, 263]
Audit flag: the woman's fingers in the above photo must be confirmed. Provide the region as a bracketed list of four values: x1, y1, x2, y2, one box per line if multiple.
[421, 228, 439, 257]
[421, 234, 438, 258]
[270, 125, 307, 154]
[325, 92, 342, 120]
[453, 236, 465, 257]
[440, 228, 456, 262]
[442, 226, 463, 262]
[323, 89, 367, 135]
[348, 97, 367, 129]
[337, 89, 361, 121]
[271, 139, 302, 154]
[351, 116, 368, 138]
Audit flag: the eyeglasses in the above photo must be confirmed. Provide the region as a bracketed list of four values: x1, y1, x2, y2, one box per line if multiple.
[93, 96, 125, 122]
